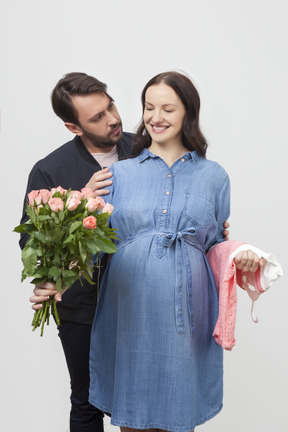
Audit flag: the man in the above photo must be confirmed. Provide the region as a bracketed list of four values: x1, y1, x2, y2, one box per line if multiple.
[22, 72, 230, 432]
[20, 72, 132, 432]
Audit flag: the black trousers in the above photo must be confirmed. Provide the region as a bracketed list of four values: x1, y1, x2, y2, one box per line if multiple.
[58, 320, 104, 432]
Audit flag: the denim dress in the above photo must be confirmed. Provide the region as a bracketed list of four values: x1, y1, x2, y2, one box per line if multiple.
[89, 149, 230, 431]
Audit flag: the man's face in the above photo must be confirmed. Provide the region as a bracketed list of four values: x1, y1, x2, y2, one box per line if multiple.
[69, 93, 123, 152]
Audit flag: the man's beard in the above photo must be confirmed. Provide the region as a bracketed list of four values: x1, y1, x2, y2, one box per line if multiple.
[81, 124, 123, 149]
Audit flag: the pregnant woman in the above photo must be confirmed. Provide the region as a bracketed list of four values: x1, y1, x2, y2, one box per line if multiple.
[89, 71, 262, 432]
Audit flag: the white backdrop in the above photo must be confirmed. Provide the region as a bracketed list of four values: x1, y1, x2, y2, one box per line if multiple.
[0, 1, 287, 431]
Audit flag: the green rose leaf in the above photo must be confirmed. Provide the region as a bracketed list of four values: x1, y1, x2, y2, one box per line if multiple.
[13, 221, 35, 233]
[78, 240, 87, 262]
[62, 269, 78, 288]
[86, 238, 100, 254]
[37, 215, 52, 222]
[82, 272, 94, 285]
[94, 238, 117, 254]
[22, 247, 37, 275]
[56, 277, 63, 292]
[33, 231, 47, 243]
[31, 267, 48, 279]
[70, 221, 83, 234]
[48, 266, 62, 280]
[63, 234, 75, 245]
[46, 228, 64, 243]
[30, 277, 47, 284]
[26, 205, 37, 225]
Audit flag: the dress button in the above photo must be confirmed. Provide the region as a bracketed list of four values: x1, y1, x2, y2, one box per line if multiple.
[168, 174, 171, 178]
[165, 191, 169, 195]
[163, 210, 167, 214]
[181, 158, 185, 162]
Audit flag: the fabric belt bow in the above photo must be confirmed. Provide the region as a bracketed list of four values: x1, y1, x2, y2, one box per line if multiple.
[160, 227, 205, 334]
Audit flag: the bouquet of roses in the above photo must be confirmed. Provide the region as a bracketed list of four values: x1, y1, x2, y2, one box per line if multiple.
[14, 186, 117, 336]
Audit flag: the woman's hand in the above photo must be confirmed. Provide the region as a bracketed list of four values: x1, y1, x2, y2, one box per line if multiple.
[234, 250, 266, 273]
[223, 221, 230, 241]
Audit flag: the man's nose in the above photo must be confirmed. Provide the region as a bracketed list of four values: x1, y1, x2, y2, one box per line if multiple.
[107, 111, 119, 125]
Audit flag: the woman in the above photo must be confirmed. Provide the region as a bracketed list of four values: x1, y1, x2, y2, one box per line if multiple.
[89, 71, 262, 432]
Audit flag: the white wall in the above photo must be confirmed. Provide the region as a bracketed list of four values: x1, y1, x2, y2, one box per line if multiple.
[0, 1, 287, 431]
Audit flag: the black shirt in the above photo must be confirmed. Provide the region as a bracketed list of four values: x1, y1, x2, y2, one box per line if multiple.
[20, 133, 132, 325]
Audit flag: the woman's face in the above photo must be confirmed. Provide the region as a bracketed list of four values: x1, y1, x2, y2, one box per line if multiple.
[143, 82, 186, 147]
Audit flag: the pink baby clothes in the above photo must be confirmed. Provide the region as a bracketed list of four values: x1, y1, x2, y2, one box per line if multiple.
[207, 240, 262, 351]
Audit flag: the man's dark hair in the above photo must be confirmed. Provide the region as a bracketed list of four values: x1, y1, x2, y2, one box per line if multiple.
[51, 72, 112, 125]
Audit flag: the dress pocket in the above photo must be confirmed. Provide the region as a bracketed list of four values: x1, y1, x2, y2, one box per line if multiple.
[183, 190, 213, 227]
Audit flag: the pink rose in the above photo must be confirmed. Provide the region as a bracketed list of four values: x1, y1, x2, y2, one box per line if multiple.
[51, 186, 68, 196]
[102, 203, 114, 215]
[66, 197, 81, 211]
[85, 197, 105, 212]
[81, 188, 94, 199]
[28, 190, 40, 206]
[39, 189, 51, 204]
[83, 216, 97, 230]
[48, 197, 64, 212]
[69, 190, 83, 201]
[35, 194, 42, 206]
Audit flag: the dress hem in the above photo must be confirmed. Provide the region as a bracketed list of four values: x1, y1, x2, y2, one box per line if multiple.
[88, 398, 223, 432]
